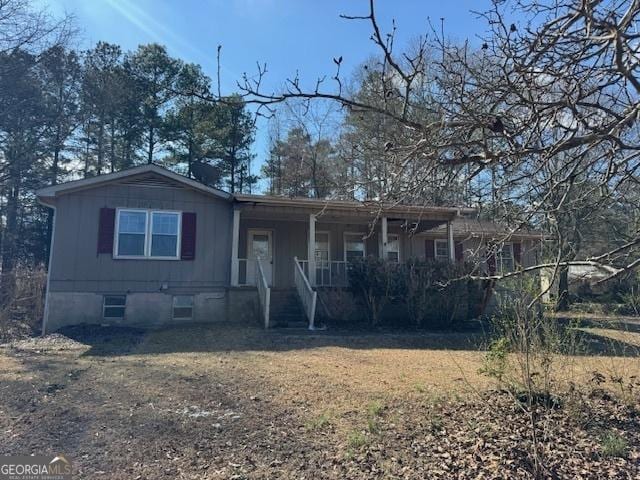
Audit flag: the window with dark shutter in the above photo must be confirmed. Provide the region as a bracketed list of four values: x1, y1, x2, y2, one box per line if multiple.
[513, 242, 522, 265]
[455, 242, 464, 262]
[425, 239, 435, 260]
[181, 212, 197, 260]
[486, 245, 497, 275]
[97, 208, 116, 254]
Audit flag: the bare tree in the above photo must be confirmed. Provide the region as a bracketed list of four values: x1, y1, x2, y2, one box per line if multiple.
[0, 0, 73, 56]
[208, 0, 640, 289]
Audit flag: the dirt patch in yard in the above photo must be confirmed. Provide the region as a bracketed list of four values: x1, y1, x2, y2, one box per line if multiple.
[1, 323, 639, 479]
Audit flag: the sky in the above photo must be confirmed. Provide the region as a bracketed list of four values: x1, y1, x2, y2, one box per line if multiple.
[40, 0, 494, 188]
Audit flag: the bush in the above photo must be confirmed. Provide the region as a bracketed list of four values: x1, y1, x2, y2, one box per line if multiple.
[404, 259, 479, 328]
[487, 276, 584, 402]
[0, 265, 47, 341]
[347, 257, 484, 329]
[347, 257, 403, 326]
[619, 273, 640, 316]
[318, 287, 362, 325]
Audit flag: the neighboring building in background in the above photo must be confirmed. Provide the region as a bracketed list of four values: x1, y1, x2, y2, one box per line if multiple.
[37, 164, 543, 332]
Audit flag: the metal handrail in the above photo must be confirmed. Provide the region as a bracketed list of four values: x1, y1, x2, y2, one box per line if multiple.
[256, 259, 271, 328]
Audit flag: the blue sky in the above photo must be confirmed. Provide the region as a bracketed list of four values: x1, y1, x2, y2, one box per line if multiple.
[41, 0, 493, 188]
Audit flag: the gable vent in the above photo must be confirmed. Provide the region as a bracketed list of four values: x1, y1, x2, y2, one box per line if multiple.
[118, 174, 185, 189]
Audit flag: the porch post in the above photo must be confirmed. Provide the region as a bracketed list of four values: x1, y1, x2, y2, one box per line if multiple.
[231, 208, 240, 286]
[381, 216, 388, 261]
[447, 219, 455, 262]
[308, 214, 316, 286]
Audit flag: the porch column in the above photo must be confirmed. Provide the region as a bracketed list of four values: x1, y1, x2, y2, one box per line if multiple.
[231, 208, 240, 286]
[381, 216, 388, 261]
[447, 220, 455, 262]
[308, 214, 316, 286]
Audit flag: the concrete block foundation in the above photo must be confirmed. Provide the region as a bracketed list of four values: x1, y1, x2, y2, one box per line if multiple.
[44, 288, 260, 333]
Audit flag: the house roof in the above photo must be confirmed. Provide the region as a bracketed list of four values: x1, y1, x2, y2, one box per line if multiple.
[36, 165, 543, 238]
[428, 217, 545, 239]
[36, 164, 233, 205]
[234, 193, 475, 219]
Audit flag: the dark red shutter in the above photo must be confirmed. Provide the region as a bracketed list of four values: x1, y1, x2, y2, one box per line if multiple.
[97, 208, 116, 254]
[425, 239, 435, 260]
[513, 242, 522, 265]
[455, 241, 464, 262]
[181, 212, 197, 260]
[487, 244, 496, 275]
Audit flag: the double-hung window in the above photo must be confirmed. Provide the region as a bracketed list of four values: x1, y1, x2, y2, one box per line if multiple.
[344, 234, 365, 262]
[386, 234, 400, 262]
[435, 239, 449, 261]
[115, 209, 181, 259]
[117, 210, 147, 256]
[498, 243, 515, 273]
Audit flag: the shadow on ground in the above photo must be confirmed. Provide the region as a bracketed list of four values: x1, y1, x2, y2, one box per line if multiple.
[56, 320, 640, 358]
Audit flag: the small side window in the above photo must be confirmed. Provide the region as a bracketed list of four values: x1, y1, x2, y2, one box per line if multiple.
[104, 295, 126, 319]
[173, 295, 193, 319]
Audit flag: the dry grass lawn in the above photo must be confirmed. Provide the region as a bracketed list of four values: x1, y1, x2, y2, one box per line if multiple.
[1, 322, 639, 478]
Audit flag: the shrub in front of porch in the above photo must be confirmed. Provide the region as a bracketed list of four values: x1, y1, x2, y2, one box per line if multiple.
[404, 260, 477, 328]
[347, 257, 404, 326]
[347, 258, 483, 329]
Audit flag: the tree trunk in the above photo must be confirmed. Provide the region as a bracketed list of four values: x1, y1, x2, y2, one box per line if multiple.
[1, 152, 21, 306]
[187, 137, 193, 178]
[555, 267, 570, 311]
[45, 143, 61, 264]
[109, 121, 116, 172]
[147, 125, 154, 164]
[97, 121, 104, 175]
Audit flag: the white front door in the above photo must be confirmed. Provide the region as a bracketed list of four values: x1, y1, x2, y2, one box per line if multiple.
[248, 230, 273, 286]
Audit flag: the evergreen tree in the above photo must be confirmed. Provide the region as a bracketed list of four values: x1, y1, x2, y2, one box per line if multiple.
[211, 96, 256, 193]
[125, 44, 181, 164]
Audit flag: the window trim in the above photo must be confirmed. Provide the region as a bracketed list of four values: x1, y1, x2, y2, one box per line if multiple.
[343, 232, 366, 262]
[379, 233, 401, 262]
[114, 208, 182, 260]
[103, 294, 126, 319]
[315, 230, 331, 266]
[434, 239, 449, 261]
[498, 242, 515, 273]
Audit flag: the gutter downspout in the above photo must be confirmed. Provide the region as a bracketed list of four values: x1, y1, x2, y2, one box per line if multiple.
[41, 202, 56, 336]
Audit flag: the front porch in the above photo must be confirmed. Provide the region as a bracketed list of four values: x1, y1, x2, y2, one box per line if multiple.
[230, 197, 461, 290]
[228, 195, 467, 329]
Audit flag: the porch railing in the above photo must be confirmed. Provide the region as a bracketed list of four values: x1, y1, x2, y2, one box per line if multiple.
[256, 259, 271, 328]
[293, 256, 317, 329]
[297, 259, 349, 287]
[237, 258, 264, 286]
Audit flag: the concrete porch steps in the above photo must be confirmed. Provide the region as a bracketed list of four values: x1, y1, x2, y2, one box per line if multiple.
[269, 288, 308, 328]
